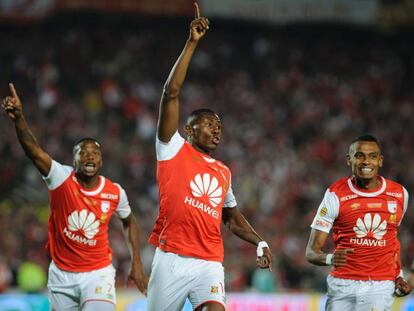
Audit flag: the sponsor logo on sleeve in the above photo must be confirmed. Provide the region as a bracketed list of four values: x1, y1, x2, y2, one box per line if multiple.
[319, 206, 327, 217]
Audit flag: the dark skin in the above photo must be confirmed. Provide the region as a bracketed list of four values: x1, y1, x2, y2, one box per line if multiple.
[2, 83, 148, 295]
[157, 4, 272, 310]
[305, 140, 411, 297]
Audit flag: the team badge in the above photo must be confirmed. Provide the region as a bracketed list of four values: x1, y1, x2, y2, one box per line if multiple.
[387, 201, 397, 213]
[95, 287, 102, 294]
[101, 201, 110, 213]
[211, 286, 218, 294]
[319, 206, 327, 217]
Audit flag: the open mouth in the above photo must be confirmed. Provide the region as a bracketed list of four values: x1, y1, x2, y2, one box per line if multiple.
[212, 136, 220, 145]
[84, 162, 96, 173]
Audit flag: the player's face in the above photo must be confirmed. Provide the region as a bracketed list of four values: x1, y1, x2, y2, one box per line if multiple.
[347, 141, 383, 180]
[186, 113, 221, 154]
[73, 141, 103, 178]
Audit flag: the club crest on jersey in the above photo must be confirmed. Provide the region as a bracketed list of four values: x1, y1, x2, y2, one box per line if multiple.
[101, 201, 110, 213]
[387, 201, 397, 213]
[350, 213, 387, 247]
[211, 286, 218, 294]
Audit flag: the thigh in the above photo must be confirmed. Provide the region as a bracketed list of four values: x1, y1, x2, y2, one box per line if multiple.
[49, 292, 79, 311]
[147, 249, 189, 311]
[48, 262, 80, 311]
[79, 265, 117, 308]
[356, 281, 395, 311]
[325, 275, 356, 311]
[189, 261, 225, 310]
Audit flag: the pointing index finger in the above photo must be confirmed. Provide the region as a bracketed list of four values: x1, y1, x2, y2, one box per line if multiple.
[194, 2, 200, 19]
[9, 83, 18, 99]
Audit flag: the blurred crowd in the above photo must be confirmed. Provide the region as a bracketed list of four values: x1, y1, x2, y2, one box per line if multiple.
[0, 13, 414, 294]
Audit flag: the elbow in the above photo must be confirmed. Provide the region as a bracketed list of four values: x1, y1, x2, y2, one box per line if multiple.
[163, 83, 180, 100]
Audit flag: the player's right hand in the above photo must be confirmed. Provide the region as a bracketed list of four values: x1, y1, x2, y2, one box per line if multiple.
[332, 248, 354, 267]
[2, 83, 23, 121]
[189, 2, 209, 42]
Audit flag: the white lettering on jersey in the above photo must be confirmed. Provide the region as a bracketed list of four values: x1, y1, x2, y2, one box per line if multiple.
[386, 192, 402, 198]
[101, 193, 118, 200]
[184, 196, 220, 219]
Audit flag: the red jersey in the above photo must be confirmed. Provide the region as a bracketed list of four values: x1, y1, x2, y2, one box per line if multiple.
[149, 132, 237, 262]
[43, 160, 131, 272]
[311, 176, 408, 280]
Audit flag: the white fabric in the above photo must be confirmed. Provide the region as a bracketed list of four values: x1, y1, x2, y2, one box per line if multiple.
[257, 241, 269, 257]
[43, 160, 72, 190]
[156, 131, 237, 209]
[114, 184, 131, 219]
[402, 187, 409, 221]
[311, 190, 340, 233]
[47, 261, 116, 310]
[156, 131, 185, 161]
[325, 275, 394, 311]
[147, 248, 225, 311]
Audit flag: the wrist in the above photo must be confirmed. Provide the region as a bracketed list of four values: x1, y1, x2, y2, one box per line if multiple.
[257, 241, 269, 257]
[325, 253, 333, 265]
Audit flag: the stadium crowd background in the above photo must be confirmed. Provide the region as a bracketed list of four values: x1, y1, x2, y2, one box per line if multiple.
[1, 1, 414, 296]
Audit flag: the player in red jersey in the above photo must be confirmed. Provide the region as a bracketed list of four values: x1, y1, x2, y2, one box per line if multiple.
[2, 83, 148, 311]
[306, 134, 411, 310]
[147, 3, 273, 311]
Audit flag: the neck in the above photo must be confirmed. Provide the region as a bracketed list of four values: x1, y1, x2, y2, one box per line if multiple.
[75, 172, 99, 189]
[189, 140, 211, 155]
[354, 176, 380, 190]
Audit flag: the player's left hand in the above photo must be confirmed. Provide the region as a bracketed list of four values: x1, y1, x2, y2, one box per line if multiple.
[127, 263, 148, 296]
[256, 247, 273, 272]
[394, 276, 412, 297]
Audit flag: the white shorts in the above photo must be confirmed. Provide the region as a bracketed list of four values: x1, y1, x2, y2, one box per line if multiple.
[47, 261, 116, 310]
[147, 248, 225, 311]
[326, 275, 395, 311]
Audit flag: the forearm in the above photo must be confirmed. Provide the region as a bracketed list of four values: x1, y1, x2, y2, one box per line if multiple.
[226, 213, 263, 246]
[163, 39, 198, 99]
[305, 247, 331, 266]
[14, 116, 42, 160]
[122, 216, 144, 266]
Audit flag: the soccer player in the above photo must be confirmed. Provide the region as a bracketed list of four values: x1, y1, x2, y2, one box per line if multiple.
[2, 83, 147, 311]
[306, 134, 412, 310]
[147, 3, 273, 311]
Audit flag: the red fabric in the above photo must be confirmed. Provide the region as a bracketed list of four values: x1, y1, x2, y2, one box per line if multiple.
[47, 173, 120, 272]
[330, 176, 405, 280]
[150, 141, 231, 262]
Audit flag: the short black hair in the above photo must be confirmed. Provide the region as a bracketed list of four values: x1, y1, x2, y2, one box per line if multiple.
[72, 137, 101, 155]
[186, 108, 219, 126]
[351, 134, 380, 145]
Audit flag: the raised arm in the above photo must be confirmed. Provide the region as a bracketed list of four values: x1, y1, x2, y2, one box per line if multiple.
[222, 207, 273, 271]
[305, 228, 353, 266]
[157, 2, 209, 142]
[120, 213, 148, 295]
[2, 83, 52, 176]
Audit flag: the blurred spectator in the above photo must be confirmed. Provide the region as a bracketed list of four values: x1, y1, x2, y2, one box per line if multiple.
[0, 12, 413, 293]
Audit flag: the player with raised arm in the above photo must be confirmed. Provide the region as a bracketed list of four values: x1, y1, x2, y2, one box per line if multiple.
[146, 3, 273, 311]
[306, 134, 411, 310]
[2, 83, 147, 311]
